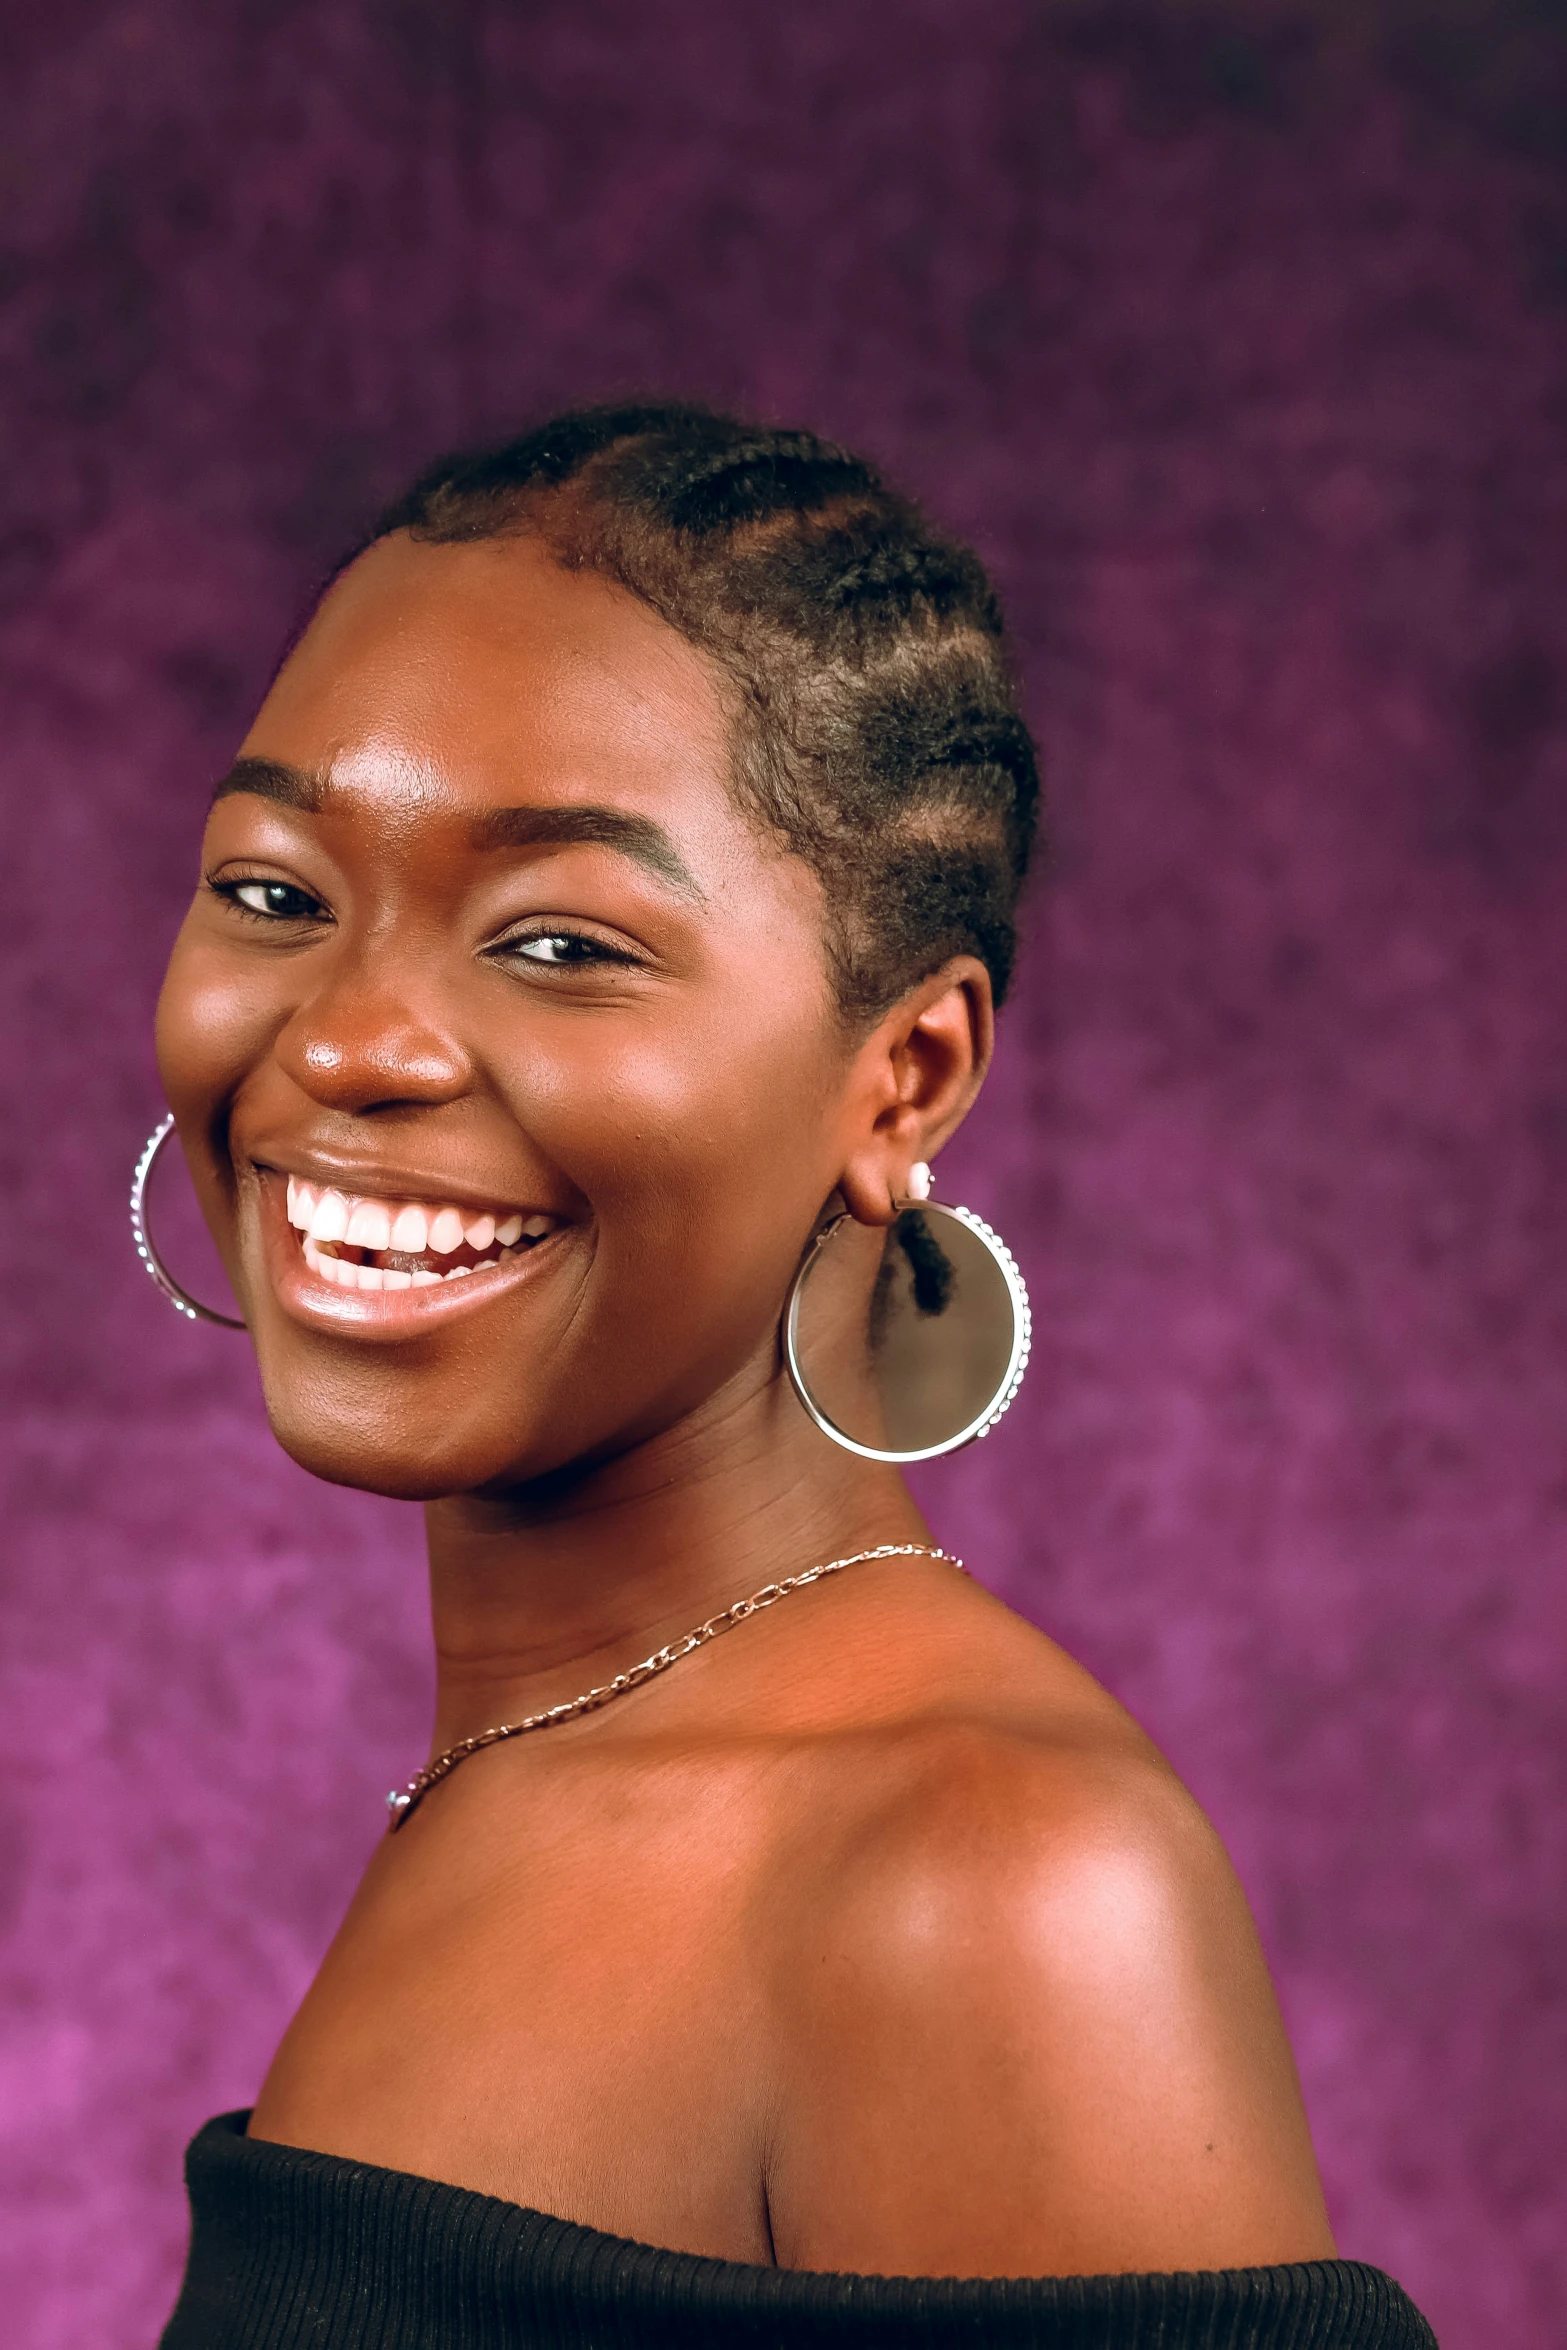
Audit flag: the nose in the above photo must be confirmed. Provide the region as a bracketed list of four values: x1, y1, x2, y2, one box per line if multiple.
[272, 963, 472, 1115]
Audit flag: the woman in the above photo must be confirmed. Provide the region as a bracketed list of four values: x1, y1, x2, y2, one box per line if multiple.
[149, 405, 1432, 2345]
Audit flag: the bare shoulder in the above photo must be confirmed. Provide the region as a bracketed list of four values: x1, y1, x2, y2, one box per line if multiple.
[761, 1580, 1336, 2278]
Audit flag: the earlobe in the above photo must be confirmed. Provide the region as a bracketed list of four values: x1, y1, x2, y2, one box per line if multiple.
[836, 1160, 904, 1229]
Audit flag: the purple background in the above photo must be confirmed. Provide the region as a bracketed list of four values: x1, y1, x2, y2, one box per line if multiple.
[3, 5, 1565, 2344]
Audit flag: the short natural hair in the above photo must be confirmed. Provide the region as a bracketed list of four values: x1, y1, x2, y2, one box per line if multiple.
[357, 401, 1042, 1022]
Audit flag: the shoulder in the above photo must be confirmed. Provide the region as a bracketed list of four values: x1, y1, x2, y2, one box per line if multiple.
[772, 1572, 1245, 2001]
[780, 1703, 1245, 2066]
[762, 1642, 1335, 2278]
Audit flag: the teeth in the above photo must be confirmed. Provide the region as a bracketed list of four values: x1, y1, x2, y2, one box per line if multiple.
[390, 1203, 428, 1252]
[309, 1191, 350, 1244]
[427, 1207, 465, 1255]
[345, 1199, 392, 1250]
[304, 1239, 357, 1287]
[293, 1183, 553, 1279]
[446, 1262, 473, 1278]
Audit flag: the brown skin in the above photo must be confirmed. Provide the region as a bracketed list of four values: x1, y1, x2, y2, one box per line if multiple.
[156, 531, 1335, 2276]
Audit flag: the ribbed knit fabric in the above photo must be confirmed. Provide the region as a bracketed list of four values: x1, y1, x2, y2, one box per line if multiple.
[159, 2112, 1437, 2350]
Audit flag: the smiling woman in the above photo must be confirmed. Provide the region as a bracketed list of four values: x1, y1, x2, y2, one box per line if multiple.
[148, 405, 1433, 2348]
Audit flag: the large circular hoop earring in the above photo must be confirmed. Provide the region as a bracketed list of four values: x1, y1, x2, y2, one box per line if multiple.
[130, 1114, 246, 1329]
[784, 1194, 1030, 1463]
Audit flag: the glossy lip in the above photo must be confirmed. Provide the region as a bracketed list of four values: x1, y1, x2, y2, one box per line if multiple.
[251, 1166, 571, 1341]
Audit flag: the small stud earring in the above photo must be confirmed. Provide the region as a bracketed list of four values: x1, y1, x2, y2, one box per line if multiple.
[907, 1161, 933, 1202]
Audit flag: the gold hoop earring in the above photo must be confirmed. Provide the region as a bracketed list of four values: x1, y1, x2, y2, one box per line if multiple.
[129, 1114, 246, 1329]
[784, 1187, 1029, 1463]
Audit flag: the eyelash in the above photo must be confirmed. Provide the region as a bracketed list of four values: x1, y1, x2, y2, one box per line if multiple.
[491, 926, 640, 971]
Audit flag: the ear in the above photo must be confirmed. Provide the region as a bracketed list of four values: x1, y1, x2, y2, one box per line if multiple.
[837, 956, 995, 1228]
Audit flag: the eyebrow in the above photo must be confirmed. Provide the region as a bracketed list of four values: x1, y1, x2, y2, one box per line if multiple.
[468, 803, 702, 899]
[212, 755, 325, 810]
[211, 756, 703, 900]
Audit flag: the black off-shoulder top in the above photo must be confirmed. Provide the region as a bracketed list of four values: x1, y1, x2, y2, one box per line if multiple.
[158, 2112, 1437, 2349]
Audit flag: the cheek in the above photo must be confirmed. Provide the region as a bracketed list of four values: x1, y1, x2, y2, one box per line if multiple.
[487, 1000, 846, 1354]
[497, 995, 839, 1220]
[155, 920, 280, 1111]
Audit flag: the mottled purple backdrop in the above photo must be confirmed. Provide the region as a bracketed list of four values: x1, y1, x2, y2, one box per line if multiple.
[3, 5, 1565, 2345]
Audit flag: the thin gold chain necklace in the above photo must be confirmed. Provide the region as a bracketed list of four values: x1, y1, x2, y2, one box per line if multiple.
[387, 1541, 961, 1831]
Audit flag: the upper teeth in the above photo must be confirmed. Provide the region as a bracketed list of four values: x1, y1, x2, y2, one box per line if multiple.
[286, 1176, 551, 1256]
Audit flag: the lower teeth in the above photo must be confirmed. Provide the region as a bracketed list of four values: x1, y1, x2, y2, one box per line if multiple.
[303, 1238, 514, 1290]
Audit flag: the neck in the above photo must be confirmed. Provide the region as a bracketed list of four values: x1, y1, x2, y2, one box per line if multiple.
[422, 1359, 927, 1752]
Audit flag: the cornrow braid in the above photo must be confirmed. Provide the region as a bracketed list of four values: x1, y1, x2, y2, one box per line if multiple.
[359, 401, 1042, 1022]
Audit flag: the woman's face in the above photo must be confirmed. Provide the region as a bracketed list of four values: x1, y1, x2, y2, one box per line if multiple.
[156, 531, 878, 1500]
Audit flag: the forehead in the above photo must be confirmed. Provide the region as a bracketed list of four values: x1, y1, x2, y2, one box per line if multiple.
[244, 531, 738, 844]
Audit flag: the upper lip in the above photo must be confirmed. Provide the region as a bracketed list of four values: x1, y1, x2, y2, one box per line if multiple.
[248, 1150, 556, 1216]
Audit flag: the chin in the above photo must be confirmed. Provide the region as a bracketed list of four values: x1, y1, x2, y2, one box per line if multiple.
[261, 1407, 468, 1500]
[254, 1368, 537, 1502]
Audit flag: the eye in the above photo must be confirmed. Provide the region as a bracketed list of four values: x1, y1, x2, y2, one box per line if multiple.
[498, 929, 634, 968]
[214, 878, 327, 922]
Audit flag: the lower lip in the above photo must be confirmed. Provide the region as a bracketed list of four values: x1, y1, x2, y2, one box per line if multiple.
[260, 1185, 564, 1340]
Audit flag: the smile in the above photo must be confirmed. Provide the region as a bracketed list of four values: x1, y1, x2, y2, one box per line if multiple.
[287, 1176, 559, 1293]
